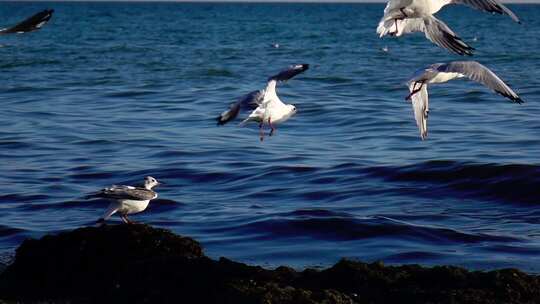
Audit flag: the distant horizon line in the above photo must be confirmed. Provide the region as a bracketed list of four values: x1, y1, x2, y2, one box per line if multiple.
[1, 0, 539, 3]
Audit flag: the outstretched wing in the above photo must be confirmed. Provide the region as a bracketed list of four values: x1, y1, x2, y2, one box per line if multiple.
[409, 83, 429, 140]
[437, 61, 523, 103]
[217, 90, 264, 125]
[97, 185, 157, 201]
[381, 16, 474, 56]
[450, 0, 520, 23]
[0, 9, 54, 34]
[262, 64, 310, 106]
[268, 64, 310, 82]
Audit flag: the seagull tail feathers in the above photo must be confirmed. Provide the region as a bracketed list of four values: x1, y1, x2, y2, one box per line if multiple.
[84, 192, 103, 199]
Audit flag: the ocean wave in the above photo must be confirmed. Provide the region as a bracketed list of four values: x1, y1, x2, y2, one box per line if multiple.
[203, 209, 519, 244]
[361, 160, 540, 205]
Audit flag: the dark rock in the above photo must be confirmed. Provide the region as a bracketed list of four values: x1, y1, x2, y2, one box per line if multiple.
[0, 224, 539, 304]
[0, 224, 202, 302]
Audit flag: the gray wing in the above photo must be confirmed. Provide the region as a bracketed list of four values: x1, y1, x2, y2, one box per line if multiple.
[0, 9, 54, 34]
[409, 83, 429, 140]
[451, 0, 520, 23]
[437, 61, 523, 103]
[98, 185, 156, 200]
[399, 16, 474, 56]
[268, 64, 309, 82]
[216, 90, 264, 125]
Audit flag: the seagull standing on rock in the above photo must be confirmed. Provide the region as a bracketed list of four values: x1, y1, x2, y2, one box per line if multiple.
[93, 176, 162, 224]
[406, 61, 523, 140]
[217, 64, 309, 141]
[376, 0, 520, 55]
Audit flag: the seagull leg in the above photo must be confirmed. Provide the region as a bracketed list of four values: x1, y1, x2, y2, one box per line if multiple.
[392, 8, 408, 35]
[120, 214, 130, 224]
[259, 121, 265, 142]
[399, 8, 408, 18]
[96, 218, 106, 226]
[269, 117, 276, 137]
[126, 216, 135, 224]
[405, 82, 423, 100]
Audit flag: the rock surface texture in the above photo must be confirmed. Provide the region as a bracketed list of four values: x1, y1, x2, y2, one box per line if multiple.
[0, 224, 539, 303]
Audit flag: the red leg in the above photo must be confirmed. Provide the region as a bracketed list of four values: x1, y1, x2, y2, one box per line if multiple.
[120, 214, 134, 224]
[125, 215, 135, 224]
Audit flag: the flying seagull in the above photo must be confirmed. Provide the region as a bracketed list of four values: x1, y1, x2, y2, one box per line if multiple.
[406, 61, 523, 140]
[92, 176, 162, 224]
[0, 9, 54, 35]
[217, 64, 309, 141]
[376, 0, 520, 55]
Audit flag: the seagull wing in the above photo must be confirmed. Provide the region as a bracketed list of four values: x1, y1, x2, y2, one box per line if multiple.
[99, 185, 157, 200]
[268, 64, 310, 82]
[263, 64, 310, 106]
[409, 83, 430, 140]
[0, 9, 54, 34]
[393, 16, 474, 56]
[437, 61, 523, 103]
[450, 0, 520, 23]
[237, 64, 309, 126]
[217, 90, 264, 125]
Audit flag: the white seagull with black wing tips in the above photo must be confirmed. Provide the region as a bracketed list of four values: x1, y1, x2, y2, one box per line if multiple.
[0, 9, 54, 35]
[217, 64, 309, 141]
[376, 0, 520, 55]
[405, 61, 523, 140]
[93, 176, 162, 224]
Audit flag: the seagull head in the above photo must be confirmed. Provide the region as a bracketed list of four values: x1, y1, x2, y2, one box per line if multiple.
[288, 104, 297, 115]
[144, 176, 161, 190]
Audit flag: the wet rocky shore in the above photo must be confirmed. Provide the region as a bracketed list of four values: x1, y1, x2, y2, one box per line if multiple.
[0, 224, 539, 303]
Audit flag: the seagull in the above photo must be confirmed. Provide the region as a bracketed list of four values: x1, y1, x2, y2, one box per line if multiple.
[405, 61, 523, 140]
[0, 9, 54, 35]
[93, 176, 161, 224]
[376, 0, 520, 55]
[217, 64, 309, 141]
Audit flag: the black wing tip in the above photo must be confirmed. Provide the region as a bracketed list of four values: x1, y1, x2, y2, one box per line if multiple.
[216, 116, 227, 126]
[513, 96, 524, 104]
[297, 63, 310, 70]
[269, 63, 310, 81]
[40, 9, 54, 15]
[39, 8, 55, 21]
[495, 90, 524, 104]
[442, 31, 475, 56]
[294, 63, 310, 74]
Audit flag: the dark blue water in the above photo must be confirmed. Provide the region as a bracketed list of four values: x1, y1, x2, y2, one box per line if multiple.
[1, 2, 540, 272]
